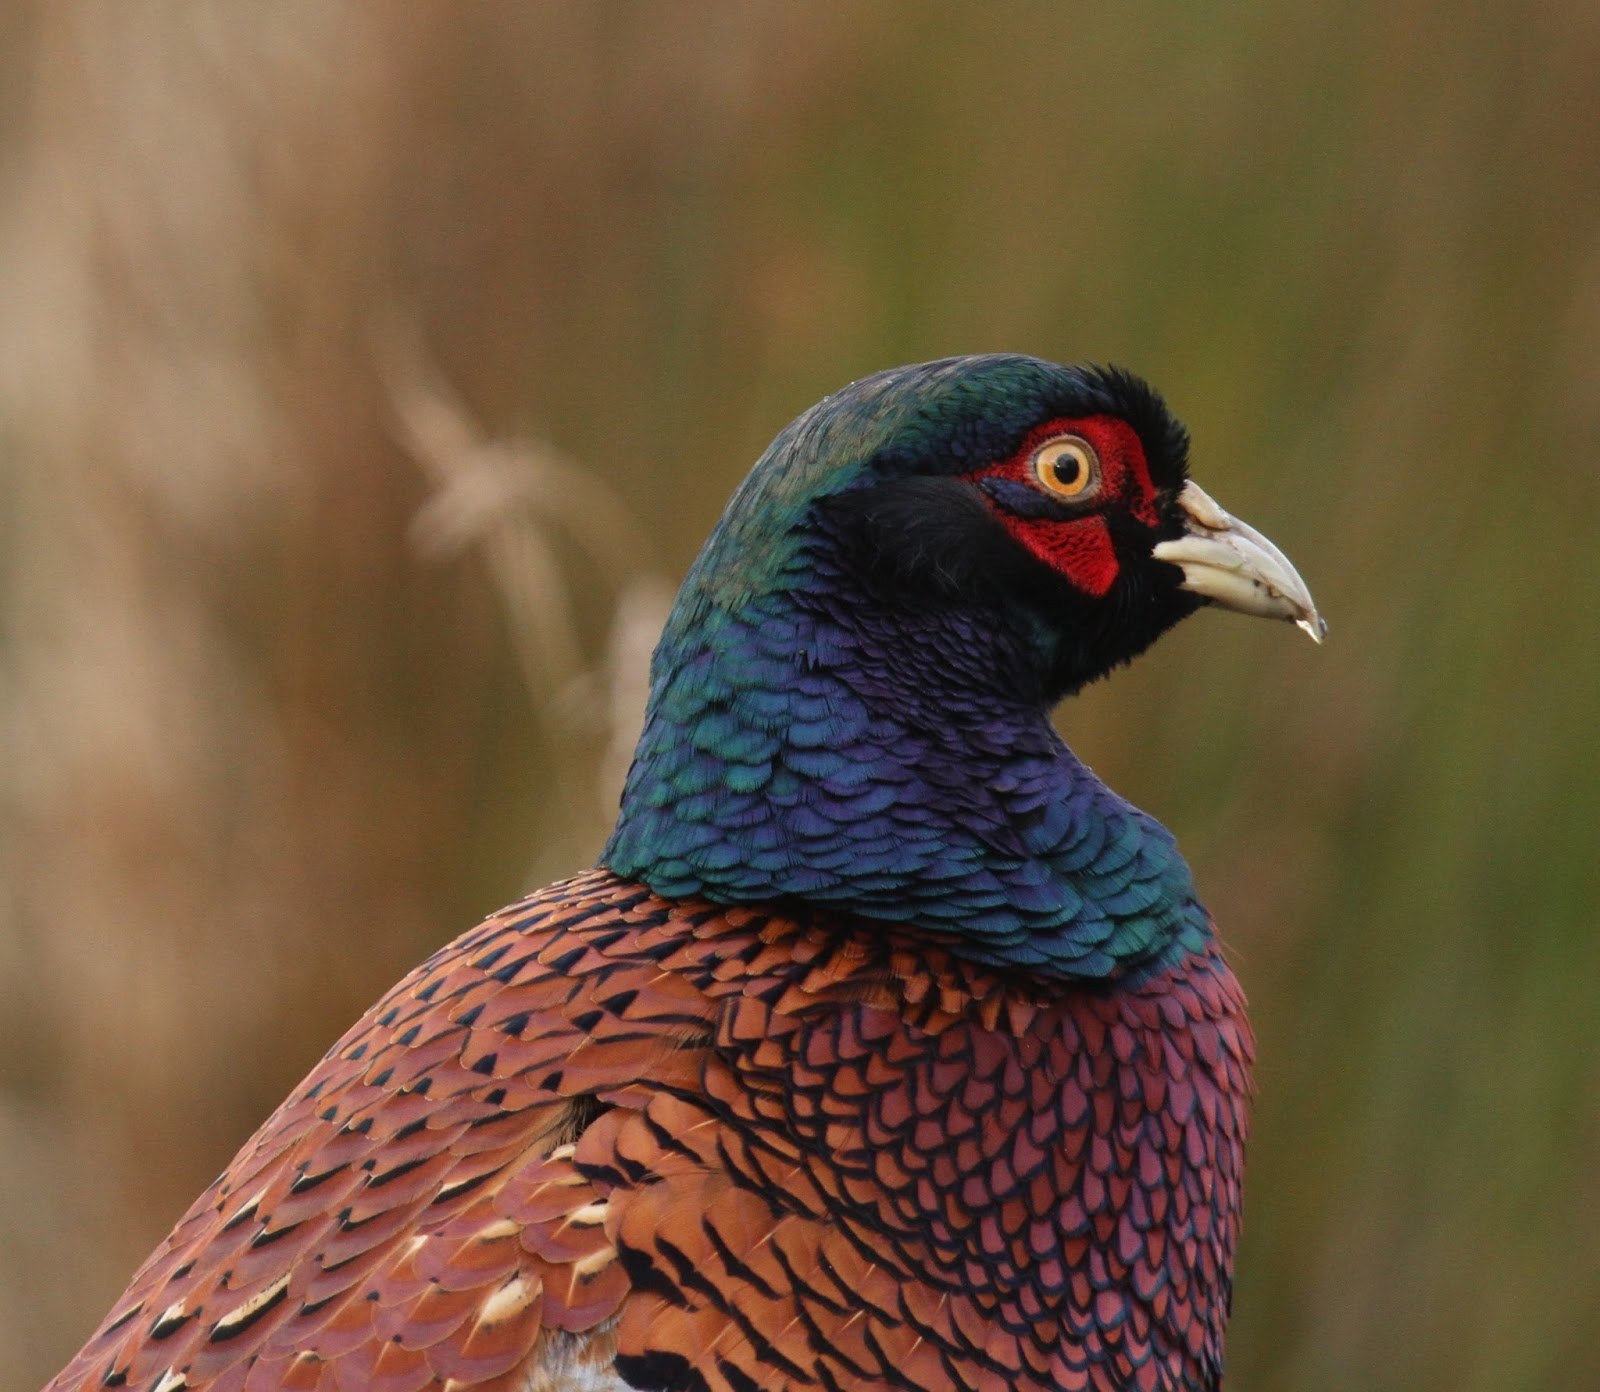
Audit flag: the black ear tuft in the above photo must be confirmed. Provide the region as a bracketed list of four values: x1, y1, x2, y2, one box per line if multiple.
[1075, 365, 1190, 489]
[818, 476, 1059, 607]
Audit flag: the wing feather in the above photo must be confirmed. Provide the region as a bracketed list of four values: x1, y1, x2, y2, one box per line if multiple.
[47, 873, 685, 1392]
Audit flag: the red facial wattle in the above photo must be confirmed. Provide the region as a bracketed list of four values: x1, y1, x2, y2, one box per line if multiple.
[1007, 512, 1120, 596]
[965, 415, 1160, 598]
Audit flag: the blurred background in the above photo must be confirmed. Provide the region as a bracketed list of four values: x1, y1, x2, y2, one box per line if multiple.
[2, 3, 1597, 1388]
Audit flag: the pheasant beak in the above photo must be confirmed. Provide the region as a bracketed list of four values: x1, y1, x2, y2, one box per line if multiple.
[1152, 481, 1327, 643]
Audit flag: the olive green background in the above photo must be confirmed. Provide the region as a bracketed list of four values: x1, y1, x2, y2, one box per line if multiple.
[2, 4, 1597, 1388]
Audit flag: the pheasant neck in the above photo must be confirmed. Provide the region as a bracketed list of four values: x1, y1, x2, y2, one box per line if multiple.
[604, 557, 1210, 980]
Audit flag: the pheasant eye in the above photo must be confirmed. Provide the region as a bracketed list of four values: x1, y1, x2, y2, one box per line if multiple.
[1031, 435, 1100, 500]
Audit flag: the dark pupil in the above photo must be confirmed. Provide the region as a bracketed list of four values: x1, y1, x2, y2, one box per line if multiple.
[1052, 453, 1083, 488]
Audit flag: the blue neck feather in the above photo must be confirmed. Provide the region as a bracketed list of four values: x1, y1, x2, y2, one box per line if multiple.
[603, 537, 1210, 981]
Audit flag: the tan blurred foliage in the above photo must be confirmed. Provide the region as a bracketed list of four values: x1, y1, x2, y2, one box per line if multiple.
[2, 4, 1599, 1390]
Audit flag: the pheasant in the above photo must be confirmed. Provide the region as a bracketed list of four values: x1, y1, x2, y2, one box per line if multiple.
[46, 355, 1322, 1392]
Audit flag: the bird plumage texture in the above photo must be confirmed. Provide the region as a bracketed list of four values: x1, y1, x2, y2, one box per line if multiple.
[46, 355, 1321, 1392]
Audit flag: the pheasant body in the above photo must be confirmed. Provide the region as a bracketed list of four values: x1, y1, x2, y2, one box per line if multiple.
[52, 871, 1250, 1392]
[47, 355, 1322, 1391]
